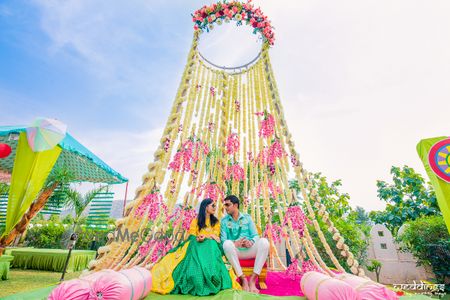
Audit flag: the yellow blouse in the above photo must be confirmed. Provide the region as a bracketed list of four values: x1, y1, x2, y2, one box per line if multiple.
[188, 217, 220, 237]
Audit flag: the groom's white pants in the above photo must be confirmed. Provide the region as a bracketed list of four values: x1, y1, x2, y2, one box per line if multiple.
[223, 237, 269, 277]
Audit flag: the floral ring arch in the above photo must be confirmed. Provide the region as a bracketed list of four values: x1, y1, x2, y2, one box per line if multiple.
[192, 1, 275, 69]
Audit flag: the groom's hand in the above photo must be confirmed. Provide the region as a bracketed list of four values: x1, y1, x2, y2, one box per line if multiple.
[234, 239, 244, 248]
[242, 239, 254, 248]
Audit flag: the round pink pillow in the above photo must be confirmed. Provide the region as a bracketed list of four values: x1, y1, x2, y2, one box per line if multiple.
[48, 279, 91, 300]
[88, 271, 132, 300]
[335, 273, 398, 300]
[300, 271, 360, 300]
[119, 267, 152, 300]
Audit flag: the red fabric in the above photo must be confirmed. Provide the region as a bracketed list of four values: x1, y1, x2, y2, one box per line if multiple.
[238, 258, 267, 268]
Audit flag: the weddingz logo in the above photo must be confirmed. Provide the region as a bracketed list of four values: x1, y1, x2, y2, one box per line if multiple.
[113, 227, 185, 244]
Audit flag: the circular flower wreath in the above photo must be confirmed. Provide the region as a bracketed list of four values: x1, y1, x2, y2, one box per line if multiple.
[192, 1, 275, 45]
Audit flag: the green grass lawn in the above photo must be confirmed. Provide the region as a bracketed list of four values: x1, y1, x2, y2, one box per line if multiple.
[0, 269, 82, 298]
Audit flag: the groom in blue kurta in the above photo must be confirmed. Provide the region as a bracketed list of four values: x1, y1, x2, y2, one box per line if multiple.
[220, 195, 269, 293]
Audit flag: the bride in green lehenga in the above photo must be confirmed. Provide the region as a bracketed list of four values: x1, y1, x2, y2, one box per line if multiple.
[151, 198, 240, 296]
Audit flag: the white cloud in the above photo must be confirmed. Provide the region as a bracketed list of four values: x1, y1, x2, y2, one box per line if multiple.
[68, 127, 163, 204]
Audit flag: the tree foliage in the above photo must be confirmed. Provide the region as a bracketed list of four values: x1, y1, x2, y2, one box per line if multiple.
[397, 215, 450, 284]
[370, 166, 440, 233]
[366, 259, 382, 282]
[62, 185, 109, 231]
[290, 173, 370, 269]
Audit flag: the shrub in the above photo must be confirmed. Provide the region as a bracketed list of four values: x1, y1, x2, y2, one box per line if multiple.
[25, 222, 66, 249]
[24, 219, 114, 250]
[397, 215, 450, 284]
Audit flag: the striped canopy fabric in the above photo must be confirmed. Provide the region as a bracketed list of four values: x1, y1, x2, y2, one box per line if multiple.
[0, 193, 7, 227]
[86, 192, 115, 230]
[39, 185, 69, 216]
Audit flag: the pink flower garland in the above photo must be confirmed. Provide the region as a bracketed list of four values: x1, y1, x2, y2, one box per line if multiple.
[252, 140, 286, 168]
[263, 223, 284, 244]
[150, 239, 173, 263]
[267, 140, 286, 165]
[138, 240, 155, 257]
[192, 1, 275, 45]
[300, 260, 323, 275]
[256, 180, 282, 199]
[171, 207, 197, 231]
[283, 206, 310, 238]
[224, 164, 246, 181]
[285, 259, 322, 279]
[258, 113, 275, 138]
[192, 182, 224, 202]
[285, 259, 299, 279]
[135, 192, 164, 221]
[168, 138, 210, 172]
[182, 209, 197, 231]
[226, 133, 240, 155]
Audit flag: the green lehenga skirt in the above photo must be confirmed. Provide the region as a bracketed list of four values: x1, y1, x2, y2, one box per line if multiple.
[151, 235, 237, 296]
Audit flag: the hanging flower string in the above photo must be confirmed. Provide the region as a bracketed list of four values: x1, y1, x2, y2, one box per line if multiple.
[171, 207, 197, 231]
[181, 209, 197, 231]
[226, 133, 240, 155]
[168, 138, 210, 172]
[285, 259, 299, 279]
[256, 181, 281, 199]
[263, 223, 285, 244]
[283, 206, 310, 238]
[224, 164, 246, 181]
[150, 239, 173, 262]
[135, 192, 164, 220]
[257, 111, 275, 138]
[192, 1, 275, 45]
[192, 182, 224, 202]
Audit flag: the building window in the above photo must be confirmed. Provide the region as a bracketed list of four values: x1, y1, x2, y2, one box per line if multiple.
[378, 231, 384, 237]
[380, 243, 387, 249]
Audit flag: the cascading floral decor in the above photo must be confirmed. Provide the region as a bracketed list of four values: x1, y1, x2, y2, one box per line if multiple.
[87, 1, 367, 280]
[192, 0, 275, 45]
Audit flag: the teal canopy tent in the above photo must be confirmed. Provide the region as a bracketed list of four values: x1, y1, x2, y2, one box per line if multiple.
[0, 125, 127, 241]
[0, 126, 127, 184]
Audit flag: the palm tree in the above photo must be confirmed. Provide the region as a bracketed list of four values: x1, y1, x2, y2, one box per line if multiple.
[63, 185, 108, 231]
[0, 167, 74, 253]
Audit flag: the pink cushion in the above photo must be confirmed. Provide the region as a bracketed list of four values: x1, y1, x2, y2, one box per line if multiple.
[87, 267, 152, 300]
[119, 267, 152, 300]
[335, 273, 398, 300]
[48, 279, 91, 300]
[88, 271, 132, 300]
[239, 259, 267, 268]
[81, 269, 116, 282]
[300, 271, 359, 300]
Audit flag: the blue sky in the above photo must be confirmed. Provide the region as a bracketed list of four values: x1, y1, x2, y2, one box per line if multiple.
[1, 0, 450, 211]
